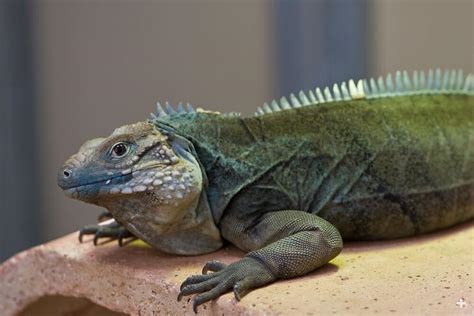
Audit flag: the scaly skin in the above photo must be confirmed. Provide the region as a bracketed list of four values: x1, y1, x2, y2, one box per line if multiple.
[59, 85, 473, 311]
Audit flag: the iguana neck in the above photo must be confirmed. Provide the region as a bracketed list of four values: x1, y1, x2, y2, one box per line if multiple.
[102, 185, 223, 255]
[143, 190, 223, 255]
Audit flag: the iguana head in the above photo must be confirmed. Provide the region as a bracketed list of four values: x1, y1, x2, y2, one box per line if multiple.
[58, 121, 199, 205]
[58, 121, 222, 254]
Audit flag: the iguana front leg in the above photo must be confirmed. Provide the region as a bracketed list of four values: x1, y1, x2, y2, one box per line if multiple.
[79, 219, 135, 246]
[178, 210, 343, 312]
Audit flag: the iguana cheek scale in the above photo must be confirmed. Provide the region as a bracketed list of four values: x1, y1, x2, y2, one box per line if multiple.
[58, 69, 473, 312]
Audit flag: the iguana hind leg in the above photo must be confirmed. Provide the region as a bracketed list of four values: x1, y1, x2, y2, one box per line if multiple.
[178, 210, 343, 312]
[79, 219, 135, 246]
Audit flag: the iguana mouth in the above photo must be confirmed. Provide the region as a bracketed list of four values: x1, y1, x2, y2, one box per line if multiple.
[63, 165, 194, 199]
[62, 172, 134, 198]
[60, 162, 169, 191]
[61, 172, 133, 190]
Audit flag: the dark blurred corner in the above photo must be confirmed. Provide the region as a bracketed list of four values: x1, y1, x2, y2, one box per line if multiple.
[0, 0, 39, 261]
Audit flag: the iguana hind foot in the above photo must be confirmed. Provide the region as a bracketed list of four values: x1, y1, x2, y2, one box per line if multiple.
[178, 258, 276, 313]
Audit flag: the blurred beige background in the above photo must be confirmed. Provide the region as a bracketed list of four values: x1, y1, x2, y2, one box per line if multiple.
[31, 0, 472, 242]
[372, 0, 473, 73]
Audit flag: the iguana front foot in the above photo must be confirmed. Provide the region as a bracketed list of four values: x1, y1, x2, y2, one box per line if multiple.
[178, 257, 276, 313]
[79, 220, 135, 246]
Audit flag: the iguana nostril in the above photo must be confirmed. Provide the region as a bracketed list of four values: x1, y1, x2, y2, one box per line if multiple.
[63, 169, 72, 178]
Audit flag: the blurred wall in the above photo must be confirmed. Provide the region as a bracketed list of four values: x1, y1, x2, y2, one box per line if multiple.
[370, 0, 473, 74]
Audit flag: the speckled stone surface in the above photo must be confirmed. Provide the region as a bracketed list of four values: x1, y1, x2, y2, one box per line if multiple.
[1, 221, 473, 315]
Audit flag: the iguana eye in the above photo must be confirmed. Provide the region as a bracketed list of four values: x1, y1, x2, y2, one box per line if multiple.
[111, 142, 128, 157]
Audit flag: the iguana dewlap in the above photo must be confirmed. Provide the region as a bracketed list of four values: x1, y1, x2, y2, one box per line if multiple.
[58, 69, 474, 312]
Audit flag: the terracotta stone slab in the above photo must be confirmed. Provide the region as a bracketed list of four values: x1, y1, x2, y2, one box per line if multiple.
[1, 221, 473, 315]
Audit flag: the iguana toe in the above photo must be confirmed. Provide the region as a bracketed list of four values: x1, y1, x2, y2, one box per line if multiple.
[232, 276, 257, 301]
[78, 225, 100, 243]
[202, 260, 227, 274]
[179, 273, 217, 291]
[97, 210, 113, 222]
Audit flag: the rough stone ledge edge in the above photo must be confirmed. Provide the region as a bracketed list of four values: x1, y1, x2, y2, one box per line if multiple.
[0, 243, 256, 316]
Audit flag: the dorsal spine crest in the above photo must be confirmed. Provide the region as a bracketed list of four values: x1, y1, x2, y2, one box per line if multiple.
[149, 68, 473, 120]
[254, 68, 474, 116]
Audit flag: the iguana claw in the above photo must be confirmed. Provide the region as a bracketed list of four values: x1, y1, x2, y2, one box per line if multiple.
[78, 221, 135, 246]
[202, 260, 227, 274]
[178, 257, 276, 313]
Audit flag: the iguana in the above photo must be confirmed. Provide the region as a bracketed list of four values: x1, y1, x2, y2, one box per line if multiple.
[58, 69, 474, 312]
